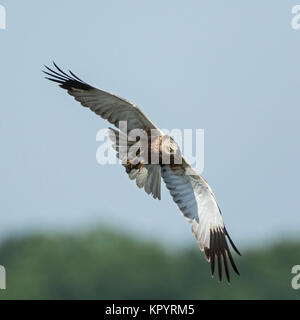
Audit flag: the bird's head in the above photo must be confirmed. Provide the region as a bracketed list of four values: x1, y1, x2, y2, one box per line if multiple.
[160, 135, 182, 164]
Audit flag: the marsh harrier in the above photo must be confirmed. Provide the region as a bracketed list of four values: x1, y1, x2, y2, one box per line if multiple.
[43, 63, 241, 283]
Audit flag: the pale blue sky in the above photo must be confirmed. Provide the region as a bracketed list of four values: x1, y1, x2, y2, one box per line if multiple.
[0, 1, 299, 248]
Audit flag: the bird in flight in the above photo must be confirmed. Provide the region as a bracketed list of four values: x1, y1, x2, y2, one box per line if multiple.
[43, 62, 241, 283]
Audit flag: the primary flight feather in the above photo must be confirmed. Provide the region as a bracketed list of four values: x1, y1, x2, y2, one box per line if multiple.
[43, 62, 241, 283]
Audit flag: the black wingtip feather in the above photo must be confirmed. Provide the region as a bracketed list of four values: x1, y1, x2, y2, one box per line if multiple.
[68, 69, 85, 82]
[216, 231, 223, 282]
[209, 230, 215, 277]
[223, 251, 230, 283]
[206, 227, 240, 284]
[224, 237, 240, 276]
[224, 227, 242, 256]
[44, 77, 64, 84]
[43, 62, 93, 91]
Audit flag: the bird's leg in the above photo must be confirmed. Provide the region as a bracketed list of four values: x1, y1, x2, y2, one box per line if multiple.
[123, 150, 146, 174]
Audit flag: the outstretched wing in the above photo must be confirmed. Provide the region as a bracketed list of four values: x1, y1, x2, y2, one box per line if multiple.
[43, 62, 162, 199]
[43, 62, 162, 135]
[161, 161, 241, 283]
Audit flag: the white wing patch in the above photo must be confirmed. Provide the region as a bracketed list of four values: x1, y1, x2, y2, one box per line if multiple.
[44, 63, 240, 283]
[162, 165, 223, 248]
[162, 164, 240, 282]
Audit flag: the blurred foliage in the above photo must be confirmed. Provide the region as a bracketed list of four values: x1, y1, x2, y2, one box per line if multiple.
[0, 227, 299, 299]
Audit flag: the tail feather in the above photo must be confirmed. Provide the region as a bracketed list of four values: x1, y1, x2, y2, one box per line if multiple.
[108, 128, 161, 200]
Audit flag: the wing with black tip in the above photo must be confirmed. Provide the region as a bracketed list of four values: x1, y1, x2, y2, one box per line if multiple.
[162, 161, 241, 283]
[43, 62, 162, 135]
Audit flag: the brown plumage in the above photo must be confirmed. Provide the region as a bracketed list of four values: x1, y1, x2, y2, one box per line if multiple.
[43, 62, 241, 283]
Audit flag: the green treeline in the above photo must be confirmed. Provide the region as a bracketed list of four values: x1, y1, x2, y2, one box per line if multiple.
[0, 228, 299, 299]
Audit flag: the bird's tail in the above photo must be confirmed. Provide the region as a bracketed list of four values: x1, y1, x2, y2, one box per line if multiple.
[108, 128, 161, 199]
